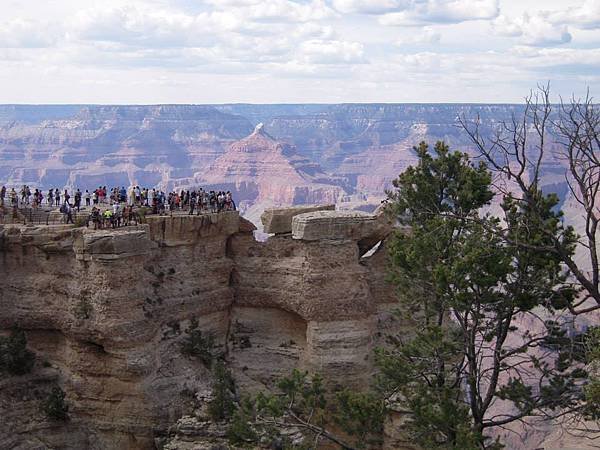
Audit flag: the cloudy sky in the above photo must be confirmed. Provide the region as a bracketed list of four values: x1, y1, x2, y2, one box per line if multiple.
[1, 0, 599, 103]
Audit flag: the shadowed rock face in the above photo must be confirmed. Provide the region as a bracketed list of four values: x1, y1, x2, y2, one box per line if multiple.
[0, 209, 406, 449]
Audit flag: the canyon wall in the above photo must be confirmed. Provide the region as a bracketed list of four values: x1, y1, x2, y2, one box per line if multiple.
[2, 103, 565, 218]
[0, 209, 402, 449]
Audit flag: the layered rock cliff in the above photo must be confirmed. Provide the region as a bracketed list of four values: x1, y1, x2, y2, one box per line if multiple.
[0, 208, 402, 449]
[1, 103, 557, 216]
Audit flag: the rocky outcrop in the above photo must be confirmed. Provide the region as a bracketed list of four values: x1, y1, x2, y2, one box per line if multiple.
[0, 207, 404, 449]
[261, 204, 335, 234]
[292, 209, 394, 256]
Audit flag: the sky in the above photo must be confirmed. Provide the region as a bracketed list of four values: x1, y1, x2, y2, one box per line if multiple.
[0, 0, 599, 103]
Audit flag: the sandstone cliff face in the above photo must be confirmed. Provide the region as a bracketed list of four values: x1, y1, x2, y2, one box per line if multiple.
[0, 209, 400, 449]
[0, 105, 254, 190]
[195, 124, 348, 208]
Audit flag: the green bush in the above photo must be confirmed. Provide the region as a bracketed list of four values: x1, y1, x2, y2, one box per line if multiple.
[0, 328, 35, 375]
[180, 318, 218, 367]
[42, 387, 69, 421]
[227, 401, 259, 445]
[208, 361, 236, 422]
[74, 297, 93, 320]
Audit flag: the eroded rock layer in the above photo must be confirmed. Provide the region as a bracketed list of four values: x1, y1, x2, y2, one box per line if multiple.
[0, 209, 400, 449]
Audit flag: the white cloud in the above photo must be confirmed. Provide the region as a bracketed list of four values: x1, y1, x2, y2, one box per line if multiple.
[378, 0, 499, 26]
[331, 0, 410, 15]
[298, 39, 365, 64]
[396, 26, 441, 44]
[546, 0, 600, 30]
[493, 13, 572, 47]
[0, 19, 61, 48]
[247, 0, 336, 22]
[0, 0, 598, 103]
[492, 14, 521, 37]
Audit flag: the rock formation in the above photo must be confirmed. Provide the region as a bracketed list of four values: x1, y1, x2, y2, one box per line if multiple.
[0, 208, 401, 449]
[261, 204, 335, 234]
[193, 123, 348, 209]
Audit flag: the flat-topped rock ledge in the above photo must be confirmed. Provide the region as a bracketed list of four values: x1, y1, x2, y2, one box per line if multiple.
[261, 204, 335, 234]
[0, 212, 242, 255]
[292, 210, 391, 242]
[146, 211, 240, 246]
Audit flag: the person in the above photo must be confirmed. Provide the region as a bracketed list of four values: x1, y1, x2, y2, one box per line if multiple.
[209, 191, 216, 213]
[103, 208, 113, 228]
[128, 186, 135, 206]
[217, 191, 224, 212]
[90, 207, 101, 229]
[74, 189, 82, 211]
[32, 189, 39, 208]
[84, 190, 91, 207]
[0, 185, 5, 207]
[112, 202, 121, 227]
[63, 189, 70, 206]
[47, 188, 54, 206]
[189, 193, 196, 215]
[9, 188, 17, 207]
[62, 202, 74, 224]
[55, 189, 60, 206]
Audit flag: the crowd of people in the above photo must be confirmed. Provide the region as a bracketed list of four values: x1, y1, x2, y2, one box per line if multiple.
[0, 185, 237, 228]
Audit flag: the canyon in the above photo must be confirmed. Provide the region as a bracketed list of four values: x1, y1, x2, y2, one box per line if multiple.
[0, 104, 593, 449]
[2, 103, 563, 221]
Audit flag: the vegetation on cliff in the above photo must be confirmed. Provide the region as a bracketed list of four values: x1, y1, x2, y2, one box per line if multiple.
[382, 140, 583, 448]
[0, 328, 35, 376]
[41, 387, 69, 421]
[227, 369, 383, 449]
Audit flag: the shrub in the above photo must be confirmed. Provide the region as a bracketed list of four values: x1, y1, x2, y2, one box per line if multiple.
[0, 328, 35, 375]
[180, 318, 218, 367]
[208, 361, 236, 422]
[227, 399, 259, 445]
[42, 387, 69, 421]
[74, 297, 93, 320]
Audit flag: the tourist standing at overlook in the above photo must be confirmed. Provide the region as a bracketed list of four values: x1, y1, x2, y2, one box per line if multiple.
[9, 188, 17, 207]
[0, 185, 5, 207]
[63, 189, 71, 206]
[128, 187, 135, 206]
[74, 189, 82, 211]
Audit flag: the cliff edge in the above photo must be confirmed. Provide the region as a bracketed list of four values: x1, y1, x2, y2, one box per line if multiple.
[0, 208, 403, 449]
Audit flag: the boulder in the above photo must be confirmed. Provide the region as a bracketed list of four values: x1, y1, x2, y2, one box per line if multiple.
[292, 210, 394, 254]
[261, 204, 335, 234]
